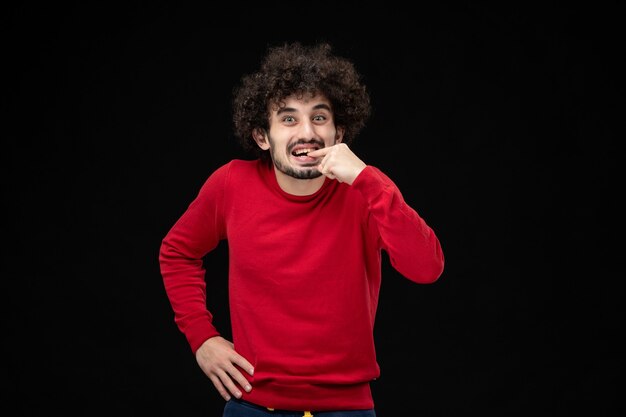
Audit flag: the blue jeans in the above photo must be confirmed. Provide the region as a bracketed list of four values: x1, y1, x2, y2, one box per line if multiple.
[223, 398, 376, 417]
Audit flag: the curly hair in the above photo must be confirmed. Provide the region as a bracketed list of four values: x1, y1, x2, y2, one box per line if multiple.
[232, 42, 371, 158]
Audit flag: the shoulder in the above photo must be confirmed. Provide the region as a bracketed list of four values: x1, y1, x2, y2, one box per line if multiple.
[196, 159, 262, 201]
[207, 159, 258, 178]
[227, 158, 260, 171]
[221, 159, 264, 178]
[205, 158, 265, 186]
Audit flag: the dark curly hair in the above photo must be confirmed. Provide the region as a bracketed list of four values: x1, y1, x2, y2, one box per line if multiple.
[232, 42, 371, 158]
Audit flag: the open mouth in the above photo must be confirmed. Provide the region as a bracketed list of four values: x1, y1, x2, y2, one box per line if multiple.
[291, 147, 318, 157]
[290, 144, 321, 161]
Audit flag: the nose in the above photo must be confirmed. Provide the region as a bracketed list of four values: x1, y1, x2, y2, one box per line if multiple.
[298, 119, 317, 138]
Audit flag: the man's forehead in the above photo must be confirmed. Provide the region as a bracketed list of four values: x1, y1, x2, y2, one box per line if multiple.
[270, 93, 332, 113]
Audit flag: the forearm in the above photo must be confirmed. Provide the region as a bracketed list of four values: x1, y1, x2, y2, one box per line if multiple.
[160, 238, 221, 352]
[354, 166, 445, 283]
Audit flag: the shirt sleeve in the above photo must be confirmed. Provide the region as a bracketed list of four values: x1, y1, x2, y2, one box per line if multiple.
[159, 163, 231, 353]
[351, 165, 445, 283]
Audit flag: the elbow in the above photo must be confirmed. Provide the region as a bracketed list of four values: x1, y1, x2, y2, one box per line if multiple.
[423, 257, 445, 283]
[426, 247, 445, 283]
[401, 253, 445, 284]
[423, 242, 445, 283]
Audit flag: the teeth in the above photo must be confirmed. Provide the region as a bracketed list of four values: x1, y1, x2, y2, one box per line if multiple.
[294, 147, 315, 156]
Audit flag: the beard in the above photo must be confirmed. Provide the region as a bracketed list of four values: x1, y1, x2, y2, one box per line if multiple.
[268, 136, 324, 180]
[272, 158, 323, 179]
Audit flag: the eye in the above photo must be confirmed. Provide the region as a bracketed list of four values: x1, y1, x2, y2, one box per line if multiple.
[282, 115, 296, 123]
[313, 114, 327, 122]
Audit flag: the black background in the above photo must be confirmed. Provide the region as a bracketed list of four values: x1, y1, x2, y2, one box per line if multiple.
[3, 2, 621, 416]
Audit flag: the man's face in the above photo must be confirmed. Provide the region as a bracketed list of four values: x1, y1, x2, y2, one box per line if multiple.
[255, 93, 343, 180]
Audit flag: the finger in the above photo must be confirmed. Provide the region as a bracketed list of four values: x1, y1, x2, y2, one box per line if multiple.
[227, 366, 252, 394]
[216, 368, 244, 399]
[232, 355, 255, 376]
[208, 373, 231, 401]
[230, 355, 253, 392]
[317, 153, 331, 173]
[319, 165, 333, 177]
[307, 147, 331, 158]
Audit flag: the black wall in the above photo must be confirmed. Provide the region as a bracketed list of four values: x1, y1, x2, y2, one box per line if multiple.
[3, 3, 620, 416]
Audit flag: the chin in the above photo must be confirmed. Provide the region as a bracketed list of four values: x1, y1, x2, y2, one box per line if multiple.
[272, 157, 323, 180]
[292, 168, 323, 180]
[284, 166, 323, 180]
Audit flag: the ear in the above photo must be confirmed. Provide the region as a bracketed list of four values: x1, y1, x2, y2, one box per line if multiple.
[252, 128, 270, 150]
[334, 126, 345, 144]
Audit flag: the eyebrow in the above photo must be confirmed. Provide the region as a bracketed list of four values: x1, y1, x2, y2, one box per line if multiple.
[276, 103, 332, 116]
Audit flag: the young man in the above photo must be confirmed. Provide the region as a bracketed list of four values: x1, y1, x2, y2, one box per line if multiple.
[159, 42, 445, 416]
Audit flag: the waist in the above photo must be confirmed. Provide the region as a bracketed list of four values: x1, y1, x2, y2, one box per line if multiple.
[228, 398, 376, 416]
[241, 380, 374, 411]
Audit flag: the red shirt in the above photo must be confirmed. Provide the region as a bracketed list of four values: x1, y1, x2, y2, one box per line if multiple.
[159, 159, 444, 410]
